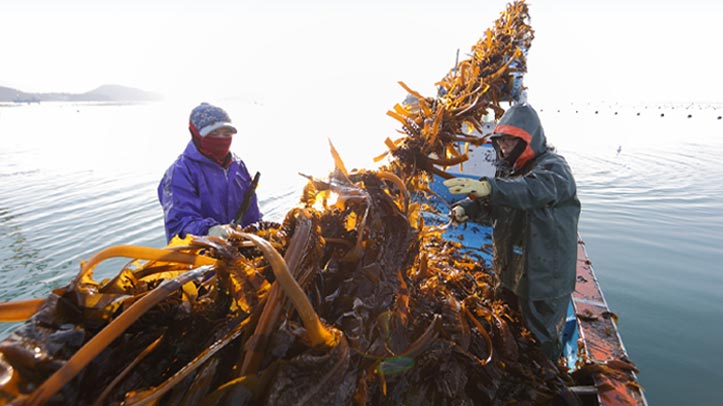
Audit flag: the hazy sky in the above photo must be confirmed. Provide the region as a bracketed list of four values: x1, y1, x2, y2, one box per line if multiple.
[2, 0, 721, 105]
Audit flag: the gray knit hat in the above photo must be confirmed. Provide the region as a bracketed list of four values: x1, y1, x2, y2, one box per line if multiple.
[189, 102, 237, 137]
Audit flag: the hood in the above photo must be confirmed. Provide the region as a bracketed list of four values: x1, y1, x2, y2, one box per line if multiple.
[492, 104, 547, 170]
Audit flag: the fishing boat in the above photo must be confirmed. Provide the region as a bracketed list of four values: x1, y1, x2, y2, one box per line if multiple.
[422, 130, 648, 406]
[0, 124, 648, 406]
[0, 1, 648, 404]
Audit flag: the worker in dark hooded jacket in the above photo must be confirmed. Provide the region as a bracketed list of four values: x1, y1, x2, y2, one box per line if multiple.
[443, 104, 580, 361]
[158, 102, 262, 242]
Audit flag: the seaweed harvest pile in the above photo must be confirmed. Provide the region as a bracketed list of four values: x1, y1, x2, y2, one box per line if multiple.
[378, 0, 532, 184]
[0, 1, 586, 405]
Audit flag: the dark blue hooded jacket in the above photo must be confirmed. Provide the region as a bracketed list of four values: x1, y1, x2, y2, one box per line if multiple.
[460, 104, 581, 300]
[158, 141, 262, 242]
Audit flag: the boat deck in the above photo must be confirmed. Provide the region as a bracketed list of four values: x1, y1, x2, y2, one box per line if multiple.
[572, 238, 648, 405]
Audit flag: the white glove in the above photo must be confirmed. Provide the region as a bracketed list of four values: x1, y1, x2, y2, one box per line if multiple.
[450, 206, 469, 224]
[443, 178, 491, 198]
[207, 224, 231, 238]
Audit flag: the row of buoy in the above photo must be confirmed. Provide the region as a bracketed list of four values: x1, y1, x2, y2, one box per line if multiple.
[538, 109, 722, 120]
[542, 104, 723, 110]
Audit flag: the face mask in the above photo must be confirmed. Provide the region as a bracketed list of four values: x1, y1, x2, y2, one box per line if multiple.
[198, 135, 232, 166]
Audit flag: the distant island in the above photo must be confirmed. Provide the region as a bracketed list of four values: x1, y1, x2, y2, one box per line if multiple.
[0, 84, 163, 103]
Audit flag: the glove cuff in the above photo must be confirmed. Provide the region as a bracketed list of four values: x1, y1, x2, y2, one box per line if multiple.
[480, 176, 496, 200]
[455, 197, 491, 224]
[456, 198, 481, 219]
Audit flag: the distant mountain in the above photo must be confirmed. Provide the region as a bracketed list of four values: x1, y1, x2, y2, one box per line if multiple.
[0, 84, 163, 102]
[0, 86, 39, 103]
[83, 85, 163, 102]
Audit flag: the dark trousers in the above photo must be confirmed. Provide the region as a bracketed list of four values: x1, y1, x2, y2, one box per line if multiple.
[497, 288, 569, 361]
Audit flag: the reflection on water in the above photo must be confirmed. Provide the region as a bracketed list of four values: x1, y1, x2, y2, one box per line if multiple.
[0, 206, 53, 291]
[1, 101, 722, 405]
[545, 106, 723, 406]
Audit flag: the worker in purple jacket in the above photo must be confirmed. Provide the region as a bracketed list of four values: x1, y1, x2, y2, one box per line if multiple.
[158, 102, 262, 242]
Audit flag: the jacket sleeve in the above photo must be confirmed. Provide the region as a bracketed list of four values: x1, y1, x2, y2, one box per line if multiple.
[488, 157, 577, 210]
[158, 164, 218, 241]
[455, 197, 492, 225]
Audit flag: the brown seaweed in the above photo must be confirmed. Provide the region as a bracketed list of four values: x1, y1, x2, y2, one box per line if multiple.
[0, 2, 588, 405]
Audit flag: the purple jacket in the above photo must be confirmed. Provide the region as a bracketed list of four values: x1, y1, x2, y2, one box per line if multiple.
[158, 141, 262, 242]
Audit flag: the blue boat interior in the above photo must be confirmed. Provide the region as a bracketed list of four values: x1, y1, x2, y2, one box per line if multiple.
[423, 172, 580, 370]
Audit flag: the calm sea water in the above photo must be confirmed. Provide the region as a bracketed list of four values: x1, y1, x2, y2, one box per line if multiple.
[1, 101, 722, 405]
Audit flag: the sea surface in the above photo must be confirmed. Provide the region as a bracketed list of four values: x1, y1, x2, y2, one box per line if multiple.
[1, 100, 722, 405]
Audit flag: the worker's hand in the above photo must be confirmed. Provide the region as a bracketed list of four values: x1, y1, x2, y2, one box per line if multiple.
[443, 177, 491, 198]
[207, 224, 231, 238]
[450, 205, 469, 224]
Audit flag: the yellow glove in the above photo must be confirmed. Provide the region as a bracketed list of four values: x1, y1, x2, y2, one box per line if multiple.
[443, 178, 491, 198]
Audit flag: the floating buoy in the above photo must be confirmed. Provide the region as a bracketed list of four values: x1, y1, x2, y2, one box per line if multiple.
[660, 113, 665, 117]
